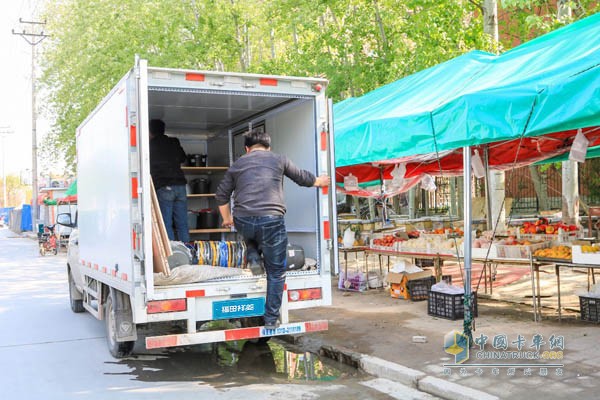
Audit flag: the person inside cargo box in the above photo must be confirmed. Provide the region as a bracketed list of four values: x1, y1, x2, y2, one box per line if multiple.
[149, 119, 190, 243]
[216, 129, 329, 330]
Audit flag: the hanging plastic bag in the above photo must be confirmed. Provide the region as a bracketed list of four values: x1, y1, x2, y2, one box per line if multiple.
[420, 174, 437, 192]
[343, 173, 359, 191]
[390, 163, 406, 189]
[472, 149, 486, 179]
[569, 129, 589, 163]
[342, 227, 356, 248]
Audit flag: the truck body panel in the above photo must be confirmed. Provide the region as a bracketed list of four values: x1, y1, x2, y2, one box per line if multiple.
[69, 59, 336, 352]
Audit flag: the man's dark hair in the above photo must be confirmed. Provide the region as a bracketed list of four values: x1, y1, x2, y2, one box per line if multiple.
[244, 129, 271, 148]
[149, 119, 166, 136]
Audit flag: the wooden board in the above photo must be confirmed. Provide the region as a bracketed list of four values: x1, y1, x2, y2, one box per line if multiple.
[150, 181, 172, 275]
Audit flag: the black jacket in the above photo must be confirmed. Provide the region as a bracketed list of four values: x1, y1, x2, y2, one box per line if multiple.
[150, 134, 187, 189]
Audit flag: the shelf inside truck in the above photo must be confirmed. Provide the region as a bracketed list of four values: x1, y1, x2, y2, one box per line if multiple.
[182, 166, 228, 174]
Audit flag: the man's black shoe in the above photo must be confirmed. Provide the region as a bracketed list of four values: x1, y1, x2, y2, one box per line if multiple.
[264, 321, 280, 330]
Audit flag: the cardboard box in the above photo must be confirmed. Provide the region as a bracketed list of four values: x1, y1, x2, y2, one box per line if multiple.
[388, 270, 433, 300]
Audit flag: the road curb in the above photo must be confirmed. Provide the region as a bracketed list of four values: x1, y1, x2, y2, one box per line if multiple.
[319, 344, 498, 400]
[418, 376, 499, 400]
[360, 354, 425, 388]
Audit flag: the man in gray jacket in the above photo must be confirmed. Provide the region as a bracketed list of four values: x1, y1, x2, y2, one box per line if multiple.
[215, 129, 329, 330]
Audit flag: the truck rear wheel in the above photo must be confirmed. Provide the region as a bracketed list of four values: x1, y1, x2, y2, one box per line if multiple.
[68, 269, 85, 313]
[105, 295, 135, 358]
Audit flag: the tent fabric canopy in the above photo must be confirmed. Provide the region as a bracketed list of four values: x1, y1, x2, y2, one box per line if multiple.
[58, 180, 77, 204]
[334, 13, 600, 195]
[534, 144, 600, 165]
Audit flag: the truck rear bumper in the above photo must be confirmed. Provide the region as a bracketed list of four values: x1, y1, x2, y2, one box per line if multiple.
[145, 319, 328, 349]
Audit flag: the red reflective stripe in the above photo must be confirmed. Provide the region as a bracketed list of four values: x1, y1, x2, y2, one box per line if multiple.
[94, 264, 99, 270]
[322, 186, 328, 195]
[102, 266, 107, 273]
[121, 273, 128, 281]
[132, 177, 138, 199]
[112, 270, 117, 277]
[147, 299, 187, 313]
[186, 290, 205, 297]
[284, 283, 287, 291]
[146, 335, 178, 349]
[186, 73, 205, 81]
[323, 221, 330, 240]
[132, 230, 136, 250]
[320, 131, 327, 151]
[130, 125, 137, 147]
[305, 320, 328, 332]
[225, 327, 261, 341]
[259, 78, 277, 86]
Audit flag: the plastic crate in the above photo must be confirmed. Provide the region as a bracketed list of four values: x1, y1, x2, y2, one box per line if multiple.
[427, 291, 478, 320]
[406, 276, 436, 301]
[338, 271, 368, 292]
[579, 296, 600, 323]
[495, 241, 551, 259]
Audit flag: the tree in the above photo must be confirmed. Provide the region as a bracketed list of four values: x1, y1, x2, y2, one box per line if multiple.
[39, 0, 598, 169]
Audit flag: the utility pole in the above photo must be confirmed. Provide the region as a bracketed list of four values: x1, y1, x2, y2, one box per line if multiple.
[0, 127, 15, 208]
[12, 18, 49, 230]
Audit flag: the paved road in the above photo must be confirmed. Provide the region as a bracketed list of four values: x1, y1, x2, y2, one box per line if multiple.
[0, 227, 440, 400]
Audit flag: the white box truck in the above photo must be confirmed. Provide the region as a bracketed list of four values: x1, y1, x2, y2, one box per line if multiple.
[58, 57, 338, 358]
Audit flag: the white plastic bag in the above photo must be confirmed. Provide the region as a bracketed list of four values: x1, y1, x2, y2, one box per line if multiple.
[342, 227, 355, 248]
[343, 173, 359, 191]
[390, 163, 407, 189]
[420, 174, 437, 192]
[569, 129, 589, 163]
[472, 149, 486, 179]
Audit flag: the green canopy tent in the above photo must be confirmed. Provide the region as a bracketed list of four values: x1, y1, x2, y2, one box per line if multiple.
[333, 14, 600, 338]
[334, 13, 600, 194]
[58, 180, 77, 204]
[534, 145, 600, 165]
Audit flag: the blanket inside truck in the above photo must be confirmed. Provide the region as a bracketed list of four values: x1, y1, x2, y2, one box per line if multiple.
[154, 264, 252, 286]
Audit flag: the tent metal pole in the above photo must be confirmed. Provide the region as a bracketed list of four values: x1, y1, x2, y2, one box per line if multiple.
[484, 146, 492, 230]
[463, 146, 473, 345]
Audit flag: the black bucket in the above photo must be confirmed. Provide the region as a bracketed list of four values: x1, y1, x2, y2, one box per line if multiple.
[191, 178, 211, 194]
[187, 154, 207, 167]
[197, 209, 219, 229]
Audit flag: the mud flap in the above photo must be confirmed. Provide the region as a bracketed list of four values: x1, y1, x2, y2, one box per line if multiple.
[111, 288, 138, 342]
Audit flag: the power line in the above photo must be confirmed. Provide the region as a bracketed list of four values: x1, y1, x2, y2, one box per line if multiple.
[12, 18, 49, 229]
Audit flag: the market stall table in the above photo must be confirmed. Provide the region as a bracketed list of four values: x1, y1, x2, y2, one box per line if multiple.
[339, 246, 368, 281]
[535, 258, 600, 321]
[363, 248, 463, 289]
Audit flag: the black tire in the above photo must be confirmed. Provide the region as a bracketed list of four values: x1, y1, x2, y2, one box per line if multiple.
[53, 247, 58, 255]
[105, 295, 135, 358]
[68, 269, 85, 313]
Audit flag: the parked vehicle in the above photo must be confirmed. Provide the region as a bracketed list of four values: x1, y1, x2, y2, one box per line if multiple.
[57, 58, 337, 358]
[38, 225, 58, 256]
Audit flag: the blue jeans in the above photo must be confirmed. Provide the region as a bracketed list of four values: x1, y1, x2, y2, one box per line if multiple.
[234, 216, 288, 324]
[156, 185, 190, 243]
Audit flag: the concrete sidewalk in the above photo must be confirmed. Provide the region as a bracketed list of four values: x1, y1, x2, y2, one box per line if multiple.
[292, 257, 600, 400]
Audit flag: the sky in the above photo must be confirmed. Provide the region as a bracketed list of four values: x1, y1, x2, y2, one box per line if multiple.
[1, 0, 51, 177]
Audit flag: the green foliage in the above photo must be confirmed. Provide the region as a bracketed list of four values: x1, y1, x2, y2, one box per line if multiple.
[499, 0, 600, 45]
[38, 0, 599, 170]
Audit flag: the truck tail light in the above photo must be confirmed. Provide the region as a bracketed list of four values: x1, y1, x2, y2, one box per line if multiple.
[288, 288, 322, 302]
[147, 299, 187, 314]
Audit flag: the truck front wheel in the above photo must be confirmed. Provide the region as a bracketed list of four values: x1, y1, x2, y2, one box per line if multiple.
[105, 295, 135, 358]
[68, 269, 85, 313]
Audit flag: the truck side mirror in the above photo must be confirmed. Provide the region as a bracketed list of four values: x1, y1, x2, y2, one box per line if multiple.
[57, 213, 75, 228]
